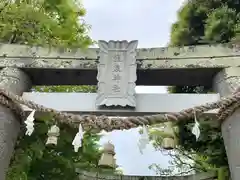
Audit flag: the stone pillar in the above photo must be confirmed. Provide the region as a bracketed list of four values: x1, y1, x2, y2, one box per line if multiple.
[213, 67, 240, 180]
[0, 67, 31, 180]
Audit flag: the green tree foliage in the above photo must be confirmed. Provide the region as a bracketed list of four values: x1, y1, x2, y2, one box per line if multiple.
[170, 0, 240, 46]
[0, 0, 109, 179]
[169, 0, 240, 170]
[6, 84, 107, 179]
[149, 0, 240, 177]
[0, 0, 93, 48]
[169, 0, 240, 171]
[7, 123, 102, 180]
[205, 6, 240, 43]
[6, 84, 104, 179]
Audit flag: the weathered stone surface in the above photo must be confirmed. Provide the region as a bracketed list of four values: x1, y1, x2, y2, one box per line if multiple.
[0, 42, 240, 86]
[0, 43, 239, 86]
[0, 43, 240, 70]
[213, 67, 240, 96]
[1, 56, 240, 70]
[0, 57, 98, 69]
[0, 42, 240, 59]
[76, 170, 216, 180]
[0, 45, 240, 69]
[0, 67, 31, 94]
[96, 40, 138, 107]
[213, 67, 240, 180]
[221, 109, 240, 180]
[0, 67, 31, 180]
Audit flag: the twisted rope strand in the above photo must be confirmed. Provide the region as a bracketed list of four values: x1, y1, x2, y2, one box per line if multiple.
[0, 88, 240, 132]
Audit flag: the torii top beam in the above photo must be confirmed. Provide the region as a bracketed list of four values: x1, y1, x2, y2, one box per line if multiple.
[0, 42, 239, 86]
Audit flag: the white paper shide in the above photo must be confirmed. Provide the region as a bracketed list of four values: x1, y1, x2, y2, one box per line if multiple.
[72, 124, 84, 152]
[25, 110, 36, 136]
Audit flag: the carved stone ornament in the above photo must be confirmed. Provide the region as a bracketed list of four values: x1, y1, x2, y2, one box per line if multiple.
[96, 40, 138, 107]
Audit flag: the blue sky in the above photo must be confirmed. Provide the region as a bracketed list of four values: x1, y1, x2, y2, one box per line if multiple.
[83, 0, 185, 175]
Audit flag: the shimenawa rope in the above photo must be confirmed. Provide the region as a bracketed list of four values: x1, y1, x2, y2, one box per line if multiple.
[0, 88, 239, 132]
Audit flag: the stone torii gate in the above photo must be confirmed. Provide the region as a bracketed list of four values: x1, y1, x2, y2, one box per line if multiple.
[0, 41, 239, 180]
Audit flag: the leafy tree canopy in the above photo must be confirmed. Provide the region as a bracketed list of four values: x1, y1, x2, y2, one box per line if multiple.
[0, 0, 113, 179]
[170, 0, 240, 46]
[0, 0, 93, 48]
[149, 0, 240, 178]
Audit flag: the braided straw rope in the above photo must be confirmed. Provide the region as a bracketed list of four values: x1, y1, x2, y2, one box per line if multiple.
[0, 88, 240, 132]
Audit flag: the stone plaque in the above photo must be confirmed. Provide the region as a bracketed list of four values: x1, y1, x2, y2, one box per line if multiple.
[96, 40, 138, 107]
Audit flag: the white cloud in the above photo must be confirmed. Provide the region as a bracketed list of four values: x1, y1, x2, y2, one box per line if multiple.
[83, 0, 181, 48]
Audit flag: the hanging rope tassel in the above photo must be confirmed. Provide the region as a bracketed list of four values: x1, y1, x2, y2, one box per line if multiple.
[72, 124, 84, 152]
[46, 125, 60, 145]
[24, 110, 36, 136]
[192, 110, 201, 140]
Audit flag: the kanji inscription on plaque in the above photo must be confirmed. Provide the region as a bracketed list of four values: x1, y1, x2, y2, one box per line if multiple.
[96, 40, 138, 107]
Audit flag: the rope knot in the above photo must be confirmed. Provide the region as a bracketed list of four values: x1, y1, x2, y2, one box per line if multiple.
[218, 90, 240, 121]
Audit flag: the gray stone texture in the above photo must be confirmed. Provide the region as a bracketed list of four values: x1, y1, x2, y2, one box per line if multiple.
[77, 170, 216, 180]
[213, 67, 240, 180]
[0, 42, 239, 59]
[1, 43, 240, 87]
[0, 67, 31, 180]
[221, 109, 240, 180]
[213, 67, 240, 96]
[0, 43, 240, 70]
